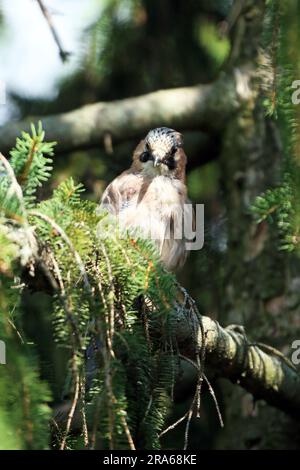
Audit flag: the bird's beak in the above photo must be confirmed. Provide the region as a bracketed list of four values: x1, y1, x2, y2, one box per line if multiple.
[153, 156, 162, 167]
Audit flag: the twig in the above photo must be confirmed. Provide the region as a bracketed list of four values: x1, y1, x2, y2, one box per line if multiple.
[60, 353, 80, 450]
[7, 318, 25, 344]
[36, 0, 70, 62]
[183, 402, 194, 451]
[80, 377, 89, 448]
[159, 411, 189, 438]
[89, 396, 102, 450]
[203, 374, 224, 428]
[17, 137, 38, 186]
[179, 354, 224, 428]
[119, 413, 136, 451]
[100, 243, 115, 347]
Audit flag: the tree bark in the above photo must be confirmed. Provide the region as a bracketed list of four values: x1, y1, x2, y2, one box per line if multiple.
[175, 310, 300, 420]
[217, 0, 300, 449]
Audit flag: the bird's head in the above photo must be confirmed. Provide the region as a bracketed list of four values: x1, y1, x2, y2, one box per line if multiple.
[132, 127, 187, 180]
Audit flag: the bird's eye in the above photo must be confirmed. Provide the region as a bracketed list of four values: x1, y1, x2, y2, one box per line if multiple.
[166, 155, 176, 170]
[171, 146, 177, 155]
[140, 151, 150, 162]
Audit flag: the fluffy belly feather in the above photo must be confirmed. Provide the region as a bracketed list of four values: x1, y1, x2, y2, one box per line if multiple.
[118, 176, 187, 271]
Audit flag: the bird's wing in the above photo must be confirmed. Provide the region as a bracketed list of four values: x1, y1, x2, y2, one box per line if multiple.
[100, 171, 143, 214]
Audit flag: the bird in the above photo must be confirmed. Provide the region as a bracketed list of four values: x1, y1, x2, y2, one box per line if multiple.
[99, 127, 193, 272]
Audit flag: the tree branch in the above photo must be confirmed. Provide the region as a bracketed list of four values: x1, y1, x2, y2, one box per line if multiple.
[54, 304, 300, 431]
[175, 306, 300, 419]
[54, 285, 300, 424]
[0, 71, 249, 155]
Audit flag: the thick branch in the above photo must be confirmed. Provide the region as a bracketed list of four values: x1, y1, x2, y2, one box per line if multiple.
[176, 309, 300, 419]
[54, 309, 300, 430]
[0, 71, 248, 155]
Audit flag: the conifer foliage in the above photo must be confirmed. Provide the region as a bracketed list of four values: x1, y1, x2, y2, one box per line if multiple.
[252, 0, 300, 253]
[0, 123, 180, 449]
